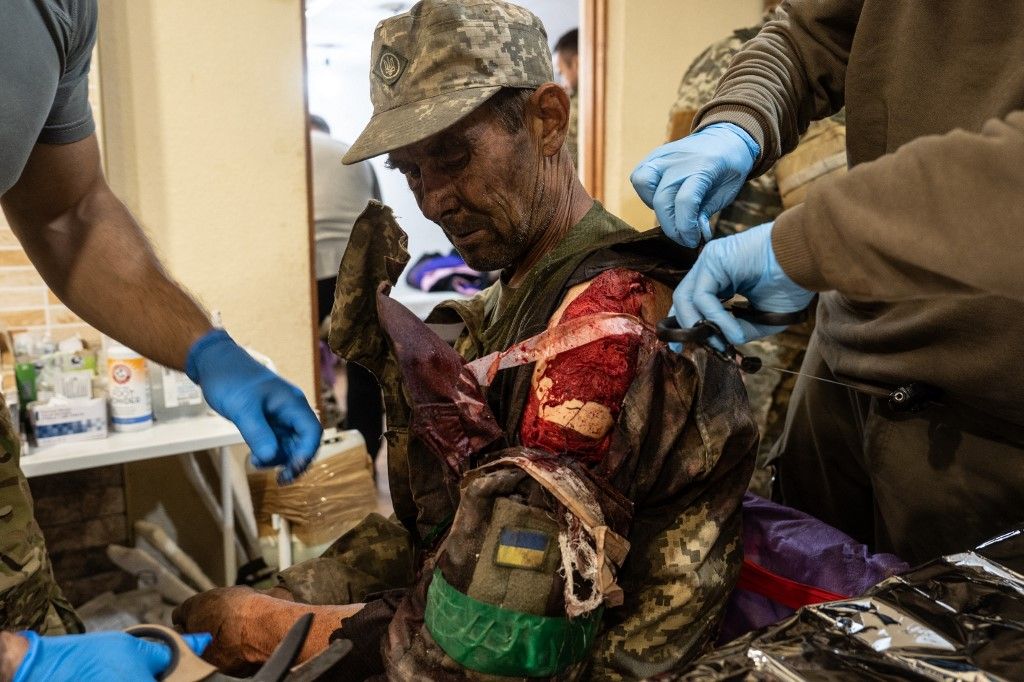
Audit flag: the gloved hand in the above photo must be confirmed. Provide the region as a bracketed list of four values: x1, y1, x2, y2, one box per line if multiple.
[673, 222, 814, 345]
[186, 329, 322, 483]
[631, 122, 760, 247]
[13, 630, 212, 682]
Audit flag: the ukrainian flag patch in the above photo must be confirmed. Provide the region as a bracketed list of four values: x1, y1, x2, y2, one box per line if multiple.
[495, 527, 550, 570]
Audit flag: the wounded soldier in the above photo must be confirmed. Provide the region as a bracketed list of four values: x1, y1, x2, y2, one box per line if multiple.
[174, 1, 756, 679]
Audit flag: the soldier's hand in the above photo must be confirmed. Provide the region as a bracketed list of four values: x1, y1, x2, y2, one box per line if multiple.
[631, 123, 760, 247]
[185, 329, 323, 484]
[172, 586, 273, 676]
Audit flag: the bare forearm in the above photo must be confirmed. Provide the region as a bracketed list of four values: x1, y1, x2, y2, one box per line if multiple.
[6, 188, 210, 368]
[1, 137, 211, 369]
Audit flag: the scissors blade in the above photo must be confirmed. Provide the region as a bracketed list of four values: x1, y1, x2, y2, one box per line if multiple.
[251, 613, 314, 682]
[283, 639, 354, 682]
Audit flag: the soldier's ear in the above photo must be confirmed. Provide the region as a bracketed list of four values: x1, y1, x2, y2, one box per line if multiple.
[529, 83, 570, 157]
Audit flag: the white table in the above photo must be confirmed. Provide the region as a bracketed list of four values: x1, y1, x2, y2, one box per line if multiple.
[22, 415, 245, 585]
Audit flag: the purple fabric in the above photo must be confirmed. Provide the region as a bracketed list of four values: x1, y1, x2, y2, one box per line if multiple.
[719, 493, 910, 643]
[320, 340, 337, 388]
[406, 252, 476, 291]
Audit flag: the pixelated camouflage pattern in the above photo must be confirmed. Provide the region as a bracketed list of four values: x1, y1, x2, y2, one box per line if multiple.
[0, 393, 81, 634]
[567, 90, 579, 167]
[343, 0, 554, 164]
[590, 507, 742, 680]
[327, 201, 456, 545]
[276, 513, 415, 606]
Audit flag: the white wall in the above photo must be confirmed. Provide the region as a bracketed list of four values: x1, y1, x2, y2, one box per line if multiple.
[306, 0, 579, 271]
[98, 0, 315, 396]
[97, 0, 315, 585]
[602, 0, 764, 227]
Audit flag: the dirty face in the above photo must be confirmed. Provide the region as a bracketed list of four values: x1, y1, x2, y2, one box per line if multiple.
[386, 102, 545, 272]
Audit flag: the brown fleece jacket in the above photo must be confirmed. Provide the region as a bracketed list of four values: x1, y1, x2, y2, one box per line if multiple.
[695, 0, 1024, 426]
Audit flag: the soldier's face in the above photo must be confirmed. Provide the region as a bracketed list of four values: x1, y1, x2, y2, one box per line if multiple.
[386, 106, 543, 272]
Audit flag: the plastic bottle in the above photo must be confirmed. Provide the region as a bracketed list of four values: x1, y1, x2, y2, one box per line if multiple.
[106, 341, 153, 431]
[148, 361, 206, 422]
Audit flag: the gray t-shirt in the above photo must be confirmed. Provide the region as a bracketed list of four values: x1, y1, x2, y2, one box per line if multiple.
[310, 129, 381, 280]
[1, 0, 97, 195]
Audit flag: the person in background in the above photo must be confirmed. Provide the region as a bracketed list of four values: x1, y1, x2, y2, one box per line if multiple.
[0, 0, 321, 677]
[631, 0, 1024, 566]
[553, 28, 579, 166]
[308, 115, 384, 455]
[665, 0, 846, 496]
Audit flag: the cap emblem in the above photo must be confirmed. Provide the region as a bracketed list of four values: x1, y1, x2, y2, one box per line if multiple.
[375, 47, 407, 86]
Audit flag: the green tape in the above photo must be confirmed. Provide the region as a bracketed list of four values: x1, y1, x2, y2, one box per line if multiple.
[425, 569, 601, 677]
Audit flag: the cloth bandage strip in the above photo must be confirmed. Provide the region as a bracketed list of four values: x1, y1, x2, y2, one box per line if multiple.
[464, 312, 655, 387]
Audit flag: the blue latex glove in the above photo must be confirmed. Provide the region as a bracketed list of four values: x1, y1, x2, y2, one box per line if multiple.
[673, 222, 814, 346]
[186, 329, 322, 483]
[14, 630, 212, 682]
[631, 122, 760, 247]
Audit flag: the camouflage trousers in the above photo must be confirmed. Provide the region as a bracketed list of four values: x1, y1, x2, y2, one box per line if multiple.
[0, 394, 82, 634]
[738, 326, 810, 498]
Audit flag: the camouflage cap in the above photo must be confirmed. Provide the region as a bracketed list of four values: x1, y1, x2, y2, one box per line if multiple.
[342, 0, 553, 164]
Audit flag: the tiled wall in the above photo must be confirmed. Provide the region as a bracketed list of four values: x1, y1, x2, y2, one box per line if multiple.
[28, 466, 133, 607]
[0, 223, 99, 390]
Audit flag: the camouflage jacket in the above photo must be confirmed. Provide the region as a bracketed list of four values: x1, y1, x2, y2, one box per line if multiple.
[289, 202, 757, 679]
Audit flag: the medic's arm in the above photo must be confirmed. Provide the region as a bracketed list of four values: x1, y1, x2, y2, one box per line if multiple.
[0, 134, 212, 369]
[696, 0, 862, 174]
[775, 110, 1024, 303]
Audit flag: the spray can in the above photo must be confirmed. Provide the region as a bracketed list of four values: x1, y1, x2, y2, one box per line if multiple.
[106, 341, 153, 431]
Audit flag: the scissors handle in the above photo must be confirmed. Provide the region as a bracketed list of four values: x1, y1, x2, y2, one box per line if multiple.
[124, 624, 220, 682]
[656, 317, 716, 345]
[127, 612, 313, 682]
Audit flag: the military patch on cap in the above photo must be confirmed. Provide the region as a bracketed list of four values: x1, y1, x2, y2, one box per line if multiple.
[374, 46, 408, 86]
[495, 527, 550, 570]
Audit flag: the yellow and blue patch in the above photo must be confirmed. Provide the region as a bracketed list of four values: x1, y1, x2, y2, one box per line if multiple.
[495, 527, 551, 570]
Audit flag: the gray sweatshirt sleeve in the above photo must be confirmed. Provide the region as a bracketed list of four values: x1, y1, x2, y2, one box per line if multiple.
[693, 0, 862, 175]
[773, 110, 1024, 304]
